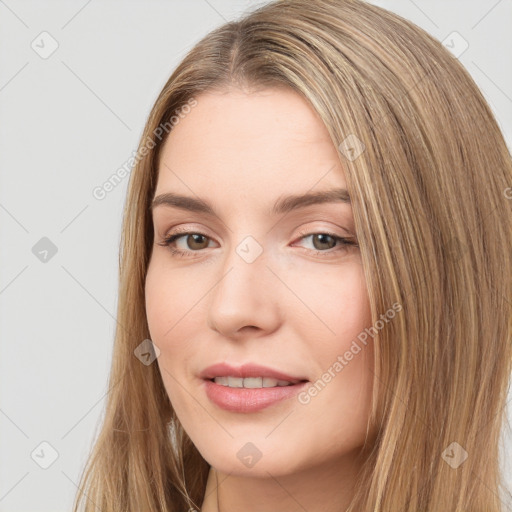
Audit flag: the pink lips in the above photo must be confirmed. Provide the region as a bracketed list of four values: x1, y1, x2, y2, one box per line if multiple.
[199, 362, 309, 413]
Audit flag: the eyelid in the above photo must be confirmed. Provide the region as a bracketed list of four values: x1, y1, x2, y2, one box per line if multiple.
[160, 224, 216, 240]
[160, 222, 352, 240]
[293, 225, 354, 242]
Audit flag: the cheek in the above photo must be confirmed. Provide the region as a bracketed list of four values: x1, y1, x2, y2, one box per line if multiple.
[145, 260, 199, 415]
[145, 260, 194, 381]
[145, 257, 198, 342]
[290, 260, 374, 412]
[290, 258, 372, 349]
[144, 255, 215, 365]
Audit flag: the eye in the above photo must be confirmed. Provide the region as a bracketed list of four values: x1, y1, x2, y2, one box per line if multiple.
[156, 229, 358, 259]
[157, 230, 215, 258]
[293, 229, 358, 255]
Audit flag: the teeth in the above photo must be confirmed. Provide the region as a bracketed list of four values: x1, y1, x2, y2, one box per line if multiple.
[227, 376, 244, 388]
[214, 376, 229, 386]
[213, 376, 298, 388]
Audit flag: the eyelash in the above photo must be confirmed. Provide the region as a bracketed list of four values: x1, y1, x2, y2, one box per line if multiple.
[157, 227, 358, 259]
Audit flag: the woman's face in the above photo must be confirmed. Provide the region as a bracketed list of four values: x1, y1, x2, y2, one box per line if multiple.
[145, 86, 374, 478]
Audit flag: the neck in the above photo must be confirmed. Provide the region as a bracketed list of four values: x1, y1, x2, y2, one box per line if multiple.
[200, 452, 363, 512]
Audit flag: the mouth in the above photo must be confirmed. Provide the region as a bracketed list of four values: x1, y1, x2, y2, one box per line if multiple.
[199, 362, 310, 412]
[207, 376, 307, 388]
[201, 376, 309, 413]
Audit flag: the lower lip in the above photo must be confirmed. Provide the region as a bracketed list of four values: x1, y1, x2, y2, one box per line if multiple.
[203, 379, 309, 413]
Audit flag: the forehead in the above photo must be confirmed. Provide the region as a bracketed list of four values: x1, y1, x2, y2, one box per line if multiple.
[155, 86, 347, 200]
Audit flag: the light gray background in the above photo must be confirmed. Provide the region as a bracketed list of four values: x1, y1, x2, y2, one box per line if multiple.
[1, 1, 511, 511]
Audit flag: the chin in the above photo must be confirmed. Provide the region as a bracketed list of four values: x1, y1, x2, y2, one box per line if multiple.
[197, 437, 311, 478]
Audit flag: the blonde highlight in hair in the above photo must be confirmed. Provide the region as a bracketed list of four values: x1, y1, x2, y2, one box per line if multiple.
[72, 0, 512, 510]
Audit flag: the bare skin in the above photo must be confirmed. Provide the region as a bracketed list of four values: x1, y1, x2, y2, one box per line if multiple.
[145, 85, 375, 512]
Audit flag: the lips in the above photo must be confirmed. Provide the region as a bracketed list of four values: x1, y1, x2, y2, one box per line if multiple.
[199, 362, 310, 413]
[199, 362, 309, 382]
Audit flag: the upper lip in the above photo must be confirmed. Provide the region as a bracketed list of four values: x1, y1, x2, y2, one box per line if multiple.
[199, 362, 308, 382]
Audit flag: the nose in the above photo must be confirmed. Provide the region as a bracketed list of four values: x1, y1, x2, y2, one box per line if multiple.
[206, 239, 281, 339]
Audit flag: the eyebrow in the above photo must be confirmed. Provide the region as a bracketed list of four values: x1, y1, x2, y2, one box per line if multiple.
[150, 187, 351, 217]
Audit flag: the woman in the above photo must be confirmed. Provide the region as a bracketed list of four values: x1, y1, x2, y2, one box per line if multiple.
[72, 0, 512, 510]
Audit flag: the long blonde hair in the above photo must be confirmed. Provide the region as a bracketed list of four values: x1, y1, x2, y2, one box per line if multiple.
[72, 0, 512, 510]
